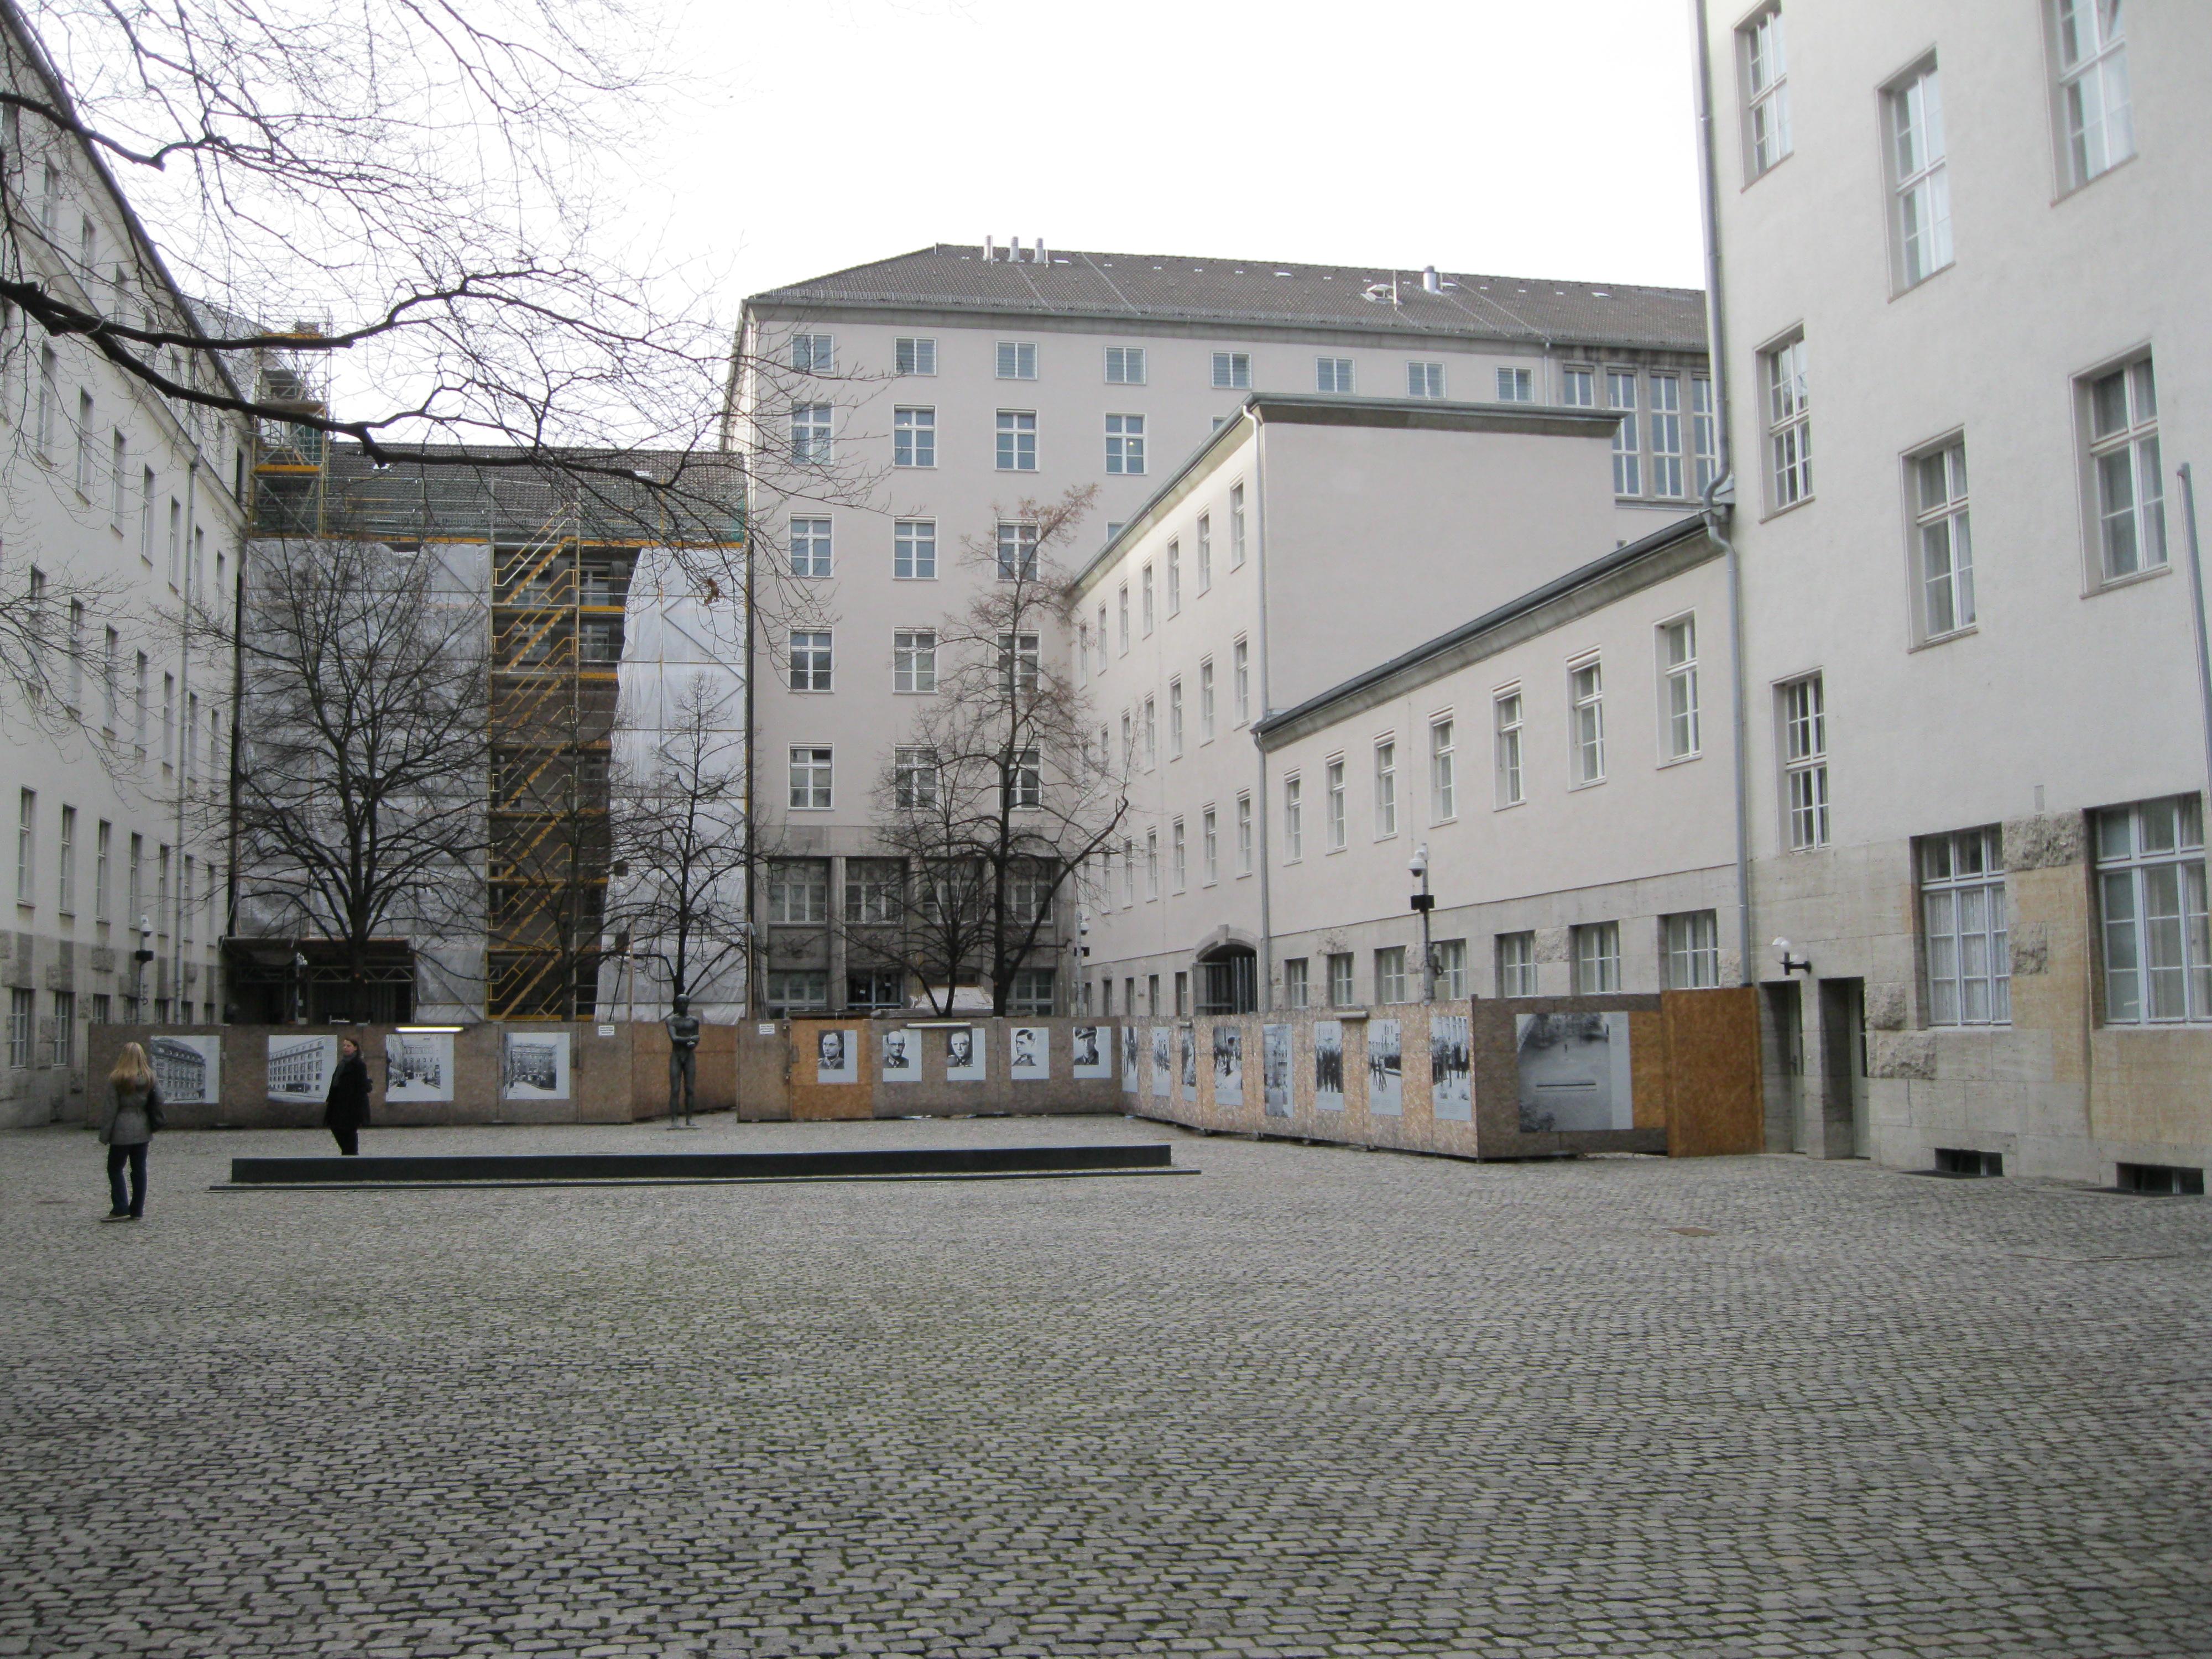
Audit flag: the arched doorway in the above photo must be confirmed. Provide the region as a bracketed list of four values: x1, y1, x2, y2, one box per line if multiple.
[1196, 943, 1258, 1015]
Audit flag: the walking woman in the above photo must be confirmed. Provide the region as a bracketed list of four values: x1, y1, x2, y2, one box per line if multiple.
[97, 1042, 164, 1222]
[325, 1036, 373, 1156]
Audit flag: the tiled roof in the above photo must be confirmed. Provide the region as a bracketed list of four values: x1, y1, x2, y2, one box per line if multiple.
[748, 244, 1705, 352]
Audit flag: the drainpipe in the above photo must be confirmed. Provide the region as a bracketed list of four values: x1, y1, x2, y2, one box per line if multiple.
[1245, 402, 1275, 1011]
[2180, 465, 2212, 817]
[1691, 0, 1753, 987]
[174, 456, 198, 1016]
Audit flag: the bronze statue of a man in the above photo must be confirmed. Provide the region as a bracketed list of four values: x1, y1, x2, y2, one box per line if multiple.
[665, 994, 701, 1126]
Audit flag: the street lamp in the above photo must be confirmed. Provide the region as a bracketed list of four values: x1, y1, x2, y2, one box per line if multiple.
[133, 916, 154, 1020]
[1408, 844, 1436, 1002]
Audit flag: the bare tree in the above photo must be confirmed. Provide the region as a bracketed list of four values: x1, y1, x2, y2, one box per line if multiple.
[838, 487, 1126, 1016]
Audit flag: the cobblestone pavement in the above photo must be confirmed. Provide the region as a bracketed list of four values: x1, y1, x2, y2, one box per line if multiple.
[3, 1117, 2210, 1658]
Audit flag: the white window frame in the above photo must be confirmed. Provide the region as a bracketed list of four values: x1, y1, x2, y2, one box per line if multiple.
[1781, 674, 1829, 850]
[1202, 806, 1218, 886]
[2051, 0, 2133, 190]
[995, 340, 1039, 380]
[1373, 738, 1397, 839]
[1142, 696, 1156, 769]
[1407, 361, 1444, 399]
[1493, 690, 1524, 808]
[1195, 514, 1212, 593]
[1325, 757, 1347, 853]
[1105, 413, 1145, 476]
[1763, 334, 1812, 511]
[893, 406, 936, 468]
[1233, 637, 1250, 725]
[1886, 62, 1953, 291]
[1692, 375, 1718, 495]
[1145, 830, 1159, 900]
[1141, 563, 1155, 634]
[1662, 911, 1721, 990]
[788, 631, 833, 692]
[1235, 792, 1253, 877]
[1104, 345, 1146, 385]
[1911, 439, 1974, 639]
[787, 748, 833, 811]
[997, 521, 1039, 581]
[1212, 351, 1251, 390]
[1375, 946, 1408, 1005]
[1170, 818, 1186, 893]
[894, 519, 937, 580]
[1649, 373, 1684, 498]
[1166, 541, 1181, 615]
[894, 747, 939, 810]
[2095, 794, 2209, 1025]
[995, 409, 1037, 472]
[1496, 366, 1534, 403]
[1283, 773, 1303, 863]
[1607, 369, 1641, 497]
[1740, 4, 1793, 179]
[1229, 483, 1247, 567]
[791, 403, 832, 465]
[1569, 660, 1605, 788]
[790, 332, 835, 374]
[2085, 356, 2163, 583]
[895, 336, 937, 376]
[1921, 826, 2010, 1026]
[788, 518, 832, 578]
[1572, 921, 1622, 994]
[1316, 357, 1353, 394]
[1434, 938, 1468, 999]
[893, 629, 937, 695]
[1658, 617, 1701, 761]
[1327, 952, 1355, 1008]
[1430, 714, 1456, 822]
[1198, 658, 1215, 743]
[1168, 677, 1184, 759]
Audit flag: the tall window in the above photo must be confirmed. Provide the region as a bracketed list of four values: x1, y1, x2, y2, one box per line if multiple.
[1434, 939, 1468, 998]
[1325, 758, 1347, 852]
[1142, 696, 1156, 768]
[894, 520, 936, 580]
[1105, 413, 1145, 475]
[1212, 351, 1250, 389]
[1284, 774, 1303, 861]
[1649, 375, 1684, 497]
[1494, 691, 1524, 807]
[1764, 335, 1812, 508]
[893, 630, 937, 693]
[1121, 837, 1135, 906]
[1316, 357, 1353, 394]
[1202, 806, 1218, 884]
[998, 632, 1040, 696]
[1235, 792, 1253, 875]
[15, 788, 33, 904]
[787, 748, 832, 810]
[1006, 747, 1042, 810]
[1913, 442, 1974, 637]
[2054, 0, 2133, 187]
[66, 599, 83, 708]
[93, 821, 109, 921]
[1496, 366, 1533, 403]
[1104, 345, 1146, 384]
[1921, 827, 2009, 1025]
[1692, 376, 1718, 494]
[995, 340, 1037, 380]
[1233, 638, 1250, 724]
[791, 404, 832, 464]
[1140, 564, 1155, 634]
[789, 632, 832, 691]
[893, 406, 935, 468]
[1573, 921, 1621, 994]
[1198, 659, 1215, 742]
[1660, 618, 1700, 760]
[1781, 675, 1829, 849]
[74, 390, 92, 493]
[101, 627, 118, 730]
[1117, 584, 1130, 653]
[995, 410, 1037, 472]
[1195, 514, 1212, 593]
[1168, 677, 1184, 758]
[35, 345, 55, 456]
[139, 467, 155, 563]
[1166, 541, 1181, 614]
[766, 860, 830, 924]
[895, 336, 936, 375]
[1561, 368, 1594, 408]
[56, 805, 74, 912]
[1741, 5, 1792, 178]
[1407, 362, 1444, 399]
[6, 988, 30, 1067]
[1430, 716, 1455, 820]
[1607, 371, 1640, 495]
[1375, 947, 1408, 1004]
[1327, 953, 1355, 1007]
[1171, 818, 1186, 891]
[997, 521, 1039, 580]
[2096, 795, 2208, 1024]
[790, 332, 834, 373]
[1373, 739, 1397, 838]
[167, 499, 181, 587]
[1145, 830, 1159, 899]
[1571, 660, 1605, 786]
[2088, 357, 2163, 580]
[1662, 911, 1720, 989]
[1887, 65, 1952, 288]
[128, 833, 141, 926]
[789, 518, 831, 577]
[1283, 958, 1310, 1008]
[1229, 483, 1247, 566]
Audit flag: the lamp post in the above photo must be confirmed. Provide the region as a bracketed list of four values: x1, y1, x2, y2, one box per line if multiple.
[1409, 844, 1435, 1002]
[133, 916, 154, 1020]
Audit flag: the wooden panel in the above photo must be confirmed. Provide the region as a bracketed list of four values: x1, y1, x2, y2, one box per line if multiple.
[1628, 1010, 1670, 1130]
[1662, 988, 1765, 1156]
[789, 1020, 873, 1121]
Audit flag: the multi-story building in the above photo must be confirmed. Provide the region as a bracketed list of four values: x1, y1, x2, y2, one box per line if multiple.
[1691, 0, 2210, 1184]
[734, 243, 1709, 1014]
[0, 12, 251, 1127]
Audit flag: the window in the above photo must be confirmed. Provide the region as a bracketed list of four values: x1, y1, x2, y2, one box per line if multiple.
[1913, 442, 1974, 637]
[999, 632, 1040, 696]
[995, 340, 1038, 380]
[66, 599, 83, 708]
[1173, 972, 1190, 1016]
[1166, 541, 1181, 614]
[1887, 65, 1953, 288]
[1233, 638, 1250, 724]
[2097, 795, 2208, 1024]
[1496, 366, 1534, 403]
[1171, 818, 1187, 891]
[1121, 838, 1135, 906]
[1117, 584, 1130, 653]
[1494, 691, 1524, 806]
[101, 628, 118, 731]
[14, 789, 32, 904]
[1119, 712, 1133, 772]
[1327, 953, 1355, 1008]
[1650, 375, 1684, 497]
[893, 629, 936, 693]
[1283, 957, 1310, 1008]
[1430, 717, 1456, 820]
[1781, 675, 1829, 849]
[1235, 793, 1252, 876]
[997, 520, 1039, 580]
[56, 805, 74, 913]
[1202, 806, 1218, 885]
[139, 468, 155, 563]
[91, 994, 109, 1026]
[1660, 618, 1700, 760]
[35, 345, 55, 456]
[1741, 5, 1792, 177]
[6, 988, 29, 1067]
[995, 410, 1037, 472]
[1010, 968, 1056, 1016]
[1373, 739, 1397, 838]
[766, 860, 830, 924]
[1692, 375, 1718, 495]
[789, 632, 832, 692]
[790, 332, 835, 373]
[161, 673, 173, 768]
[1145, 830, 1159, 900]
[1095, 604, 1109, 674]
[2088, 357, 2163, 580]
[1284, 774, 1303, 861]
[789, 518, 832, 577]
[894, 519, 936, 580]
[1325, 758, 1347, 852]
[765, 971, 828, 1011]
[1561, 367, 1594, 408]
[133, 654, 147, 750]
[167, 499, 181, 587]
[1212, 351, 1250, 389]
[791, 404, 832, 464]
[2054, 0, 2133, 188]
[1571, 660, 1605, 786]
[74, 389, 92, 493]
[893, 406, 935, 468]
[1006, 747, 1042, 810]
[849, 970, 905, 1011]
[93, 821, 109, 921]
[1195, 515, 1212, 593]
[788, 747, 832, 810]
[1408, 362, 1444, 399]
[1371, 947, 1406, 1004]
[1764, 335, 1812, 508]
[1141, 564, 1155, 633]
[1573, 922, 1622, 994]
[1921, 827, 2009, 1025]
[1607, 370, 1640, 496]
[128, 834, 141, 926]
[1662, 911, 1721, 989]
[1105, 413, 1145, 475]
[1316, 357, 1354, 394]
[1230, 483, 1247, 566]
[895, 336, 936, 376]
[1142, 696, 1156, 768]
[1435, 939, 1468, 999]
[1105, 346, 1146, 384]
[1168, 677, 1184, 758]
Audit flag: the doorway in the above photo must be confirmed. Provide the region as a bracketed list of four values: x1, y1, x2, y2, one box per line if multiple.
[1819, 977, 1869, 1159]
[1763, 981, 1804, 1152]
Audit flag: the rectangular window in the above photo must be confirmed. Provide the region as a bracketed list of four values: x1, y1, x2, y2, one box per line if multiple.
[1105, 413, 1145, 475]
[1662, 911, 1721, 989]
[1375, 947, 1408, 1004]
[167, 499, 180, 587]
[1660, 618, 1700, 760]
[2088, 357, 2163, 580]
[1202, 806, 1218, 885]
[1742, 5, 1792, 177]
[1573, 921, 1622, 994]
[1494, 691, 1524, 806]
[93, 820, 109, 921]
[1435, 938, 1468, 1000]
[1571, 660, 1605, 786]
[765, 859, 831, 925]
[765, 971, 828, 1011]
[1607, 370, 1641, 496]
[893, 629, 937, 693]
[1141, 564, 1155, 633]
[138, 467, 155, 564]
[790, 332, 835, 374]
[74, 389, 93, 493]
[133, 654, 147, 750]
[1913, 441, 1975, 637]
[91, 993, 110, 1025]
[1212, 351, 1251, 389]
[1195, 514, 1212, 593]
[1006, 747, 1042, 810]
[1104, 345, 1146, 384]
[1325, 758, 1347, 852]
[1887, 64, 1953, 288]
[1765, 335, 1812, 508]
[1168, 677, 1184, 758]
[14, 788, 33, 904]
[1284, 774, 1303, 861]
[6, 988, 30, 1067]
[1095, 604, 1109, 674]
[1408, 362, 1445, 399]
[1496, 366, 1534, 403]
[1280, 957, 1308, 1008]
[894, 519, 936, 580]
[127, 834, 141, 926]
[1921, 826, 2010, 1025]
[789, 631, 832, 691]
[48, 989, 74, 1065]
[998, 632, 1040, 697]
[1010, 968, 1056, 1016]
[2054, 0, 2133, 188]
[56, 805, 74, 913]
[1117, 585, 1130, 653]
[35, 345, 55, 456]
[1121, 838, 1135, 906]
[1327, 952, 1355, 1008]
[848, 969, 905, 1010]
[995, 340, 1038, 380]
[1198, 658, 1215, 742]
[893, 747, 937, 810]
[1781, 675, 1829, 849]
[1649, 374, 1684, 497]
[997, 520, 1039, 580]
[161, 673, 173, 767]
[65, 599, 83, 708]
[1692, 375, 1718, 495]
[893, 406, 936, 468]
[1142, 696, 1156, 768]
[1145, 830, 1159, 900]
[1166, 541, 1181, 614]
[2097, 795, 2211, 1024]
[1235, 792, 1253, 876]
[1430, 717, 1456, 820]
[1233, 637, 1250, 724]
[894, 336, 936, 376]
[1171, 818, 1186, 892]
[995, 410, 1037, 472]
[1373, 739, 1397, 838]
[1561, 367, 1594, 408]
[791, 404, 832, 465]
[787, 747, 832, 810]
[789, 518, 832, 577]
[101, 627, 118, 730]
[1230, 483, 1247, 567]
[1316, 357, 1353, 394]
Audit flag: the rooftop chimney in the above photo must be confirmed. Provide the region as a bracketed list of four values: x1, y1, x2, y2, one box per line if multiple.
[984, 235, 997, 262]
[1034, 237, 1047, 263]
[1422, 265, 1442, 294]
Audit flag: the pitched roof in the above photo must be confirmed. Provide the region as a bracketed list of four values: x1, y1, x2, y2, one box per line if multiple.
[748, 243, 1705, 353]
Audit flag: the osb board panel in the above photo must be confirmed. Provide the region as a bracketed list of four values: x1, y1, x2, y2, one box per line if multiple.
[1472, 995, 1665, 1159]
[1662, 987, 1764, 1157]
[789, 1020, 874, 1121]
[1629, 1010, 1669, 1131]
[630, 1021, 737, 1121]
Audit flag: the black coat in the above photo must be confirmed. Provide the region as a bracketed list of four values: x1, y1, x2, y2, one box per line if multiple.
[324, 1052, 373, 1129]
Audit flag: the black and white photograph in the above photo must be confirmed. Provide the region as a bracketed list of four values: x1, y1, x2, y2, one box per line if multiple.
[1515, 1012, 1634, 1133]
[149, 1035, 221, 1107]
[1177, 1024, 1196, 1103]
[1367, 1018, 1403, 1117]
[502, 1032, 571, 1102]
[1150, 1026, 1172, 1098]
[1431, 1014, 1474, 1123]
[816, 1027, 858, 1086]
[1071, 1025, 1112, 1081]
[1262, 1024, 1292, 1118]
[1120, 1024, 1140, 1093]
[880, 1028, 921, 1083]
[1313, 1020, 1345, 1112]
[1010, 1025, 1050, 1081]
[945, 1026, 986, 1083]
[266, 1034, 337, 1103]
[1212, 1026, 1243, 1108]
[384, 1031, 454, 1104]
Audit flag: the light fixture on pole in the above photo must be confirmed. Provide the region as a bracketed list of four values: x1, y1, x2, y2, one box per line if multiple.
[1409, 843, 1436, 1001]
[1773, 937, 1811, 976]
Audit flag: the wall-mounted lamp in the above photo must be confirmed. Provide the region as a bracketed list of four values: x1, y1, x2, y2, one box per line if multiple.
[1773, 937, 1811, 976]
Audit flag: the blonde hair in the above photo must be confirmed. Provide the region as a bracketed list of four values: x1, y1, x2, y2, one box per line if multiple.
[110, 1042, 155, 1092]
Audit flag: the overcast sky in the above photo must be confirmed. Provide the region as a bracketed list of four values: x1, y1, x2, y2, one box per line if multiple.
[646, 0, 1708, 310]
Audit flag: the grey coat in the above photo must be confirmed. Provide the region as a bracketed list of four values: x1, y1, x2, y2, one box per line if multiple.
[98, 1081, 164, 1147]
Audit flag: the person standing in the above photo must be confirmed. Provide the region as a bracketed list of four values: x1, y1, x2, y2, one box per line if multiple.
[324, 1036, 373, 1156]
[97, 1042, 164, 1222]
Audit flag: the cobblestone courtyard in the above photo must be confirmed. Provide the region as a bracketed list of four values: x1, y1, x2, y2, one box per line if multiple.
[2, 1118, 2208, 1658]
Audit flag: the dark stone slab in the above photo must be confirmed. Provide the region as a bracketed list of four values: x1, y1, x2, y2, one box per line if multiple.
[227, 1142, 1175, 1186]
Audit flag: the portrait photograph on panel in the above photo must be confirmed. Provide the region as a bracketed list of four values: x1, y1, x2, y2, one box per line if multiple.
[1071, 1025, 1112, 1080]
[1314, 1020, 1345, 1112]
[816, 1027, 858, 1085]
[881, 1027, 921, 1082]
[945, 1025, 986, 1082]
[1010, 1025, 1050, 1081]
[1178, 1024, 1196, 1102]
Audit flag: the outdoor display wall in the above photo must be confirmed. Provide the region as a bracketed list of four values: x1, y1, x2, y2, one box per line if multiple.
[776, 1018, 1125, 1121]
